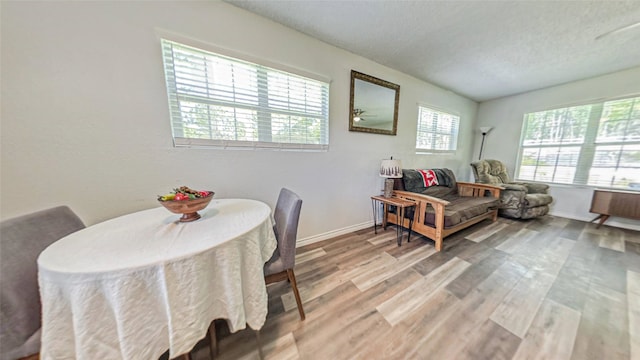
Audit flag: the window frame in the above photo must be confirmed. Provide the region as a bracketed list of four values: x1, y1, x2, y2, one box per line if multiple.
[515, 95, 640, 191]
[160, 38, 331, 151]
[415, 104, 461, 154]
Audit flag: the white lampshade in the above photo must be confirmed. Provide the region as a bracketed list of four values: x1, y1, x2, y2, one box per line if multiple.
[480, 126, 493, 134]
[380, 159, 403, 178]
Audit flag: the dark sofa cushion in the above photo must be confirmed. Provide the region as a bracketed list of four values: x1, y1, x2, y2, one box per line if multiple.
[401, 169, 458, 198]
[424, 195, 499, 228]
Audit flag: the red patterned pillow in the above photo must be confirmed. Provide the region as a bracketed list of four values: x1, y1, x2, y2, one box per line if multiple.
[417, 169, 439, 187]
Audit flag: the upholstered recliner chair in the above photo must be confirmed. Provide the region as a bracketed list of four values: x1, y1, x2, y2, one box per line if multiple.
[470, 159, 553, 219]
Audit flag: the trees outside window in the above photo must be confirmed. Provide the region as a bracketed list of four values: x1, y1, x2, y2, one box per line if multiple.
[517, 96, 640, 190]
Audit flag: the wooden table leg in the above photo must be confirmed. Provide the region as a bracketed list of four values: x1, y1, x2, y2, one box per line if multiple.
[596, 214, 609, 229]
[407, 206, 414, 243]
[372, 198, 378, 234]
[396, 206, 403, 246]
[208, 321, 218, 359]
[382, 204, 388, 230]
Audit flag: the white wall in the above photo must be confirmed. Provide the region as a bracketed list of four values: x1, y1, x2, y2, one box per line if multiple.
[476, 66, 640, 231]
[0, 1, 478, 243]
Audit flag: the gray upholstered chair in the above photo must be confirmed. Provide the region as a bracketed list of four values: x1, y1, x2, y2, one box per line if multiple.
[470, 159, 553, 219]
[0, 206, 85, 360]
[206, 190, 304, 357]
[264, 188, 305, 320]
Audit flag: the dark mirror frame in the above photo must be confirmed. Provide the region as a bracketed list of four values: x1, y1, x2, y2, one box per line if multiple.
[349, 70, 400, 136]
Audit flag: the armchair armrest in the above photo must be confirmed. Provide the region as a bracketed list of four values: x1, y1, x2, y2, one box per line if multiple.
[457, 181, 503, 198]
[523, 182, 549, 194]
[502, 183, 527, 192]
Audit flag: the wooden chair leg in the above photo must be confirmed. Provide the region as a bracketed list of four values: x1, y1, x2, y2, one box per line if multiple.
[255, 329, 264, 359]
[287, 269, 305, 320]
[208, 320, 218, 359]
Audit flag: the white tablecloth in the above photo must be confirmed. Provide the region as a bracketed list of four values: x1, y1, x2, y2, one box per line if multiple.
[37, 199, 277, 360]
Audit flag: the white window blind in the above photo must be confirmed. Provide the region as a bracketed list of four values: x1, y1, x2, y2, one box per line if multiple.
[415, 106, 460, 153]
[161, 39, 330, 150]
[516, 96, 640, 190]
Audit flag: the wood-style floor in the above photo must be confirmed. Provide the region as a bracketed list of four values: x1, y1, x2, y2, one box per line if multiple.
[189, 216, 640, 360]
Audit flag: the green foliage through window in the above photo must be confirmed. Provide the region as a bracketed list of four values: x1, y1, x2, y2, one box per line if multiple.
[415, 106, 460, 153]
[517, 96, 640, 190]
[161, 39, 330, 150]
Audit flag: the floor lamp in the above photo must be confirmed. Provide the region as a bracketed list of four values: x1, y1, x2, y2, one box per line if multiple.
[478, 126, 493, 160]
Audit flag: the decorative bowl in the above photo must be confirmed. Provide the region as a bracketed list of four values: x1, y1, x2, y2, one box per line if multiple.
[158, 191, 215, 222]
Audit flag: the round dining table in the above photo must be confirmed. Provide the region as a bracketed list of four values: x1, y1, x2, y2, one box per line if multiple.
[37, 198, 277, 360]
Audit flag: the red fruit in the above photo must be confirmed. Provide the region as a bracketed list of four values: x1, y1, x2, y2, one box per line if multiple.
[174, 193, 188, 201]
[198, 191, 209, 197]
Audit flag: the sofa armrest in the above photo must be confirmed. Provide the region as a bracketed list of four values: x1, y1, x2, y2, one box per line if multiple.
[457, 181, 503, 198]
[393, 190, 450, 239]
[393, 190, 450, 206]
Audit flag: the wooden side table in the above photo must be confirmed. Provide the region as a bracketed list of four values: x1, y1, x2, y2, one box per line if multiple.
[371, 195, 416, 246]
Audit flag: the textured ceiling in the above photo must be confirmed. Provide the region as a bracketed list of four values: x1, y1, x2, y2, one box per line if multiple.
[225, 0, 640, 102]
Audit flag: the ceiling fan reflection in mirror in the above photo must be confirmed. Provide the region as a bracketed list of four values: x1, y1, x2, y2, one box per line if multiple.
[352, 108, 378, 122]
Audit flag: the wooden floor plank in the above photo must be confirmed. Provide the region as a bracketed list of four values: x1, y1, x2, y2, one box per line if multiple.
[545, 254, 593, 311]
[411, 260, 527, 359]
[348, 245, 437, 291]
[195, 217, 638, 360]
[292, 269, 420, 358]
[490, 269, 557, 338]
[295, 247, 326, 264]
[509, 236, 575, 276]
[281, 252, 388, 311]
[512, 298, 581, 360]
[410, 236, 477, 276]
[365, 288, 461, 359]
[624, 241, 640, 273]
[495, 228, 539, 254]
[590, 247, 628, 294]
[558, 219, 586, 240]
[628, 270, 640, 360]
[600, 234, 626, 252]
[624, 228, 640, 244]
[376, 256, 470, 325]
[465, 221, 509, 242]
[571, 282, 630, 360]
[481, 223, 522, 249]
[458, 320, 522, 360]
[445, 247, 509, 299]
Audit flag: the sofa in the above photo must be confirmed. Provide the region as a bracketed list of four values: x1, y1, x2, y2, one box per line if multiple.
[386, 168, 502, 251]
[470, 159, 553, 219]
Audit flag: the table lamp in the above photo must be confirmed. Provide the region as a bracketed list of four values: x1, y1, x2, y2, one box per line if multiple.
[380, 157, 402, 197]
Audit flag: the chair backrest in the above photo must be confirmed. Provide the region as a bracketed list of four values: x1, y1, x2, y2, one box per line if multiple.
[273, 188, 303, 270]
[0, 206, 85, 359]
[470, 159, 512, 185]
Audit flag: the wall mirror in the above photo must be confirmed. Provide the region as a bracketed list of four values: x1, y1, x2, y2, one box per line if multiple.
[349, 70, 400, 135]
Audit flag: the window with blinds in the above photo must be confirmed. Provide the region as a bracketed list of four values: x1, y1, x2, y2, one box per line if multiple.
[415, 106, 460, 153]
[516, 96, 640, 190]
[161, 39, 330, 150]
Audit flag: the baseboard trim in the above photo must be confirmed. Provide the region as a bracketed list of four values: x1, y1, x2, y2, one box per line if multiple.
[297, 221, 373, 247]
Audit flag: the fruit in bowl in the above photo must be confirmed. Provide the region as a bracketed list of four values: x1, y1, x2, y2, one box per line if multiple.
[158, 186, 214, 222]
